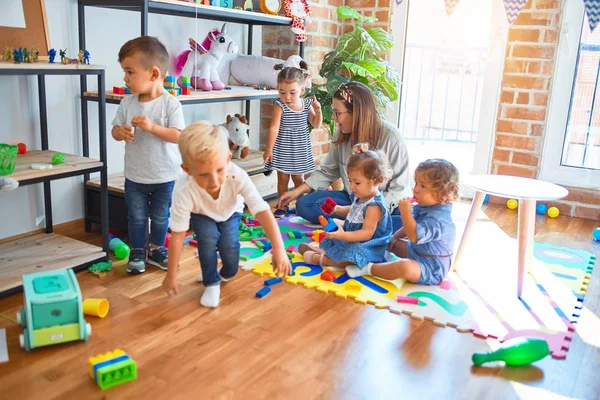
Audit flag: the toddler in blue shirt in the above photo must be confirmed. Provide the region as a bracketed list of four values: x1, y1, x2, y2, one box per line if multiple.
[346, 159, 458, 285]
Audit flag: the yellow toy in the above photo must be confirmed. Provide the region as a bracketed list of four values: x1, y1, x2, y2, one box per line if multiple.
[506, 199, 518, 210]
[547, 207, 560, 218]
[89, 349, 137, 390]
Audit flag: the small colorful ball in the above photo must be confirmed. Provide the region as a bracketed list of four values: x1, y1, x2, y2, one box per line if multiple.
[547, 207, 560, 218]
[592, 227, 600, 241]
[536, 203, 548, 215]
[51, 152, 65, 165]
[507, 199, 518, 210]
[17, 143, 26, 154]
[483, 194, 489, 204]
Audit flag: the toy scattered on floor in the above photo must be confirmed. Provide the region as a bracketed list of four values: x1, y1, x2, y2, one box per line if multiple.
[536, 203, 547, 215]
[83, 298, 110, 318]
[255, 286, 271, 298]
[48, 48, 56, 63]
[51, 152, 65, 165]
[320, 271, 336, 281]
[593, 227, 600, 241]
[264, 277, 283, 286]
[108, 234, 130, 259]
[483, 194, 489, 204]
[320, 197, 337, 214]
[17, 269, 91, 351]
[174, 24, 238, 91]
[223, 114, 250, 159]
[239, 223, 266, 241]
[318, 215, 338, 232]
[255, 239, 272, 252]
[0, 144, 17, 176]
[506, 199, 518, 210]
[396, 295, 419, 305]
[472, 337, 550, 366]
[0, 177, 19, 193]
[88, 260, 112, 278]
[16, 143, 26, 154]
[547, 206, 560, 218]
[89, 349, 137, 390]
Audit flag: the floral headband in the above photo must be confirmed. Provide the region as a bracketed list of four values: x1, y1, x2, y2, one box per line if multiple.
[338, 83, 353, 104]
[352, 143, 369, 155]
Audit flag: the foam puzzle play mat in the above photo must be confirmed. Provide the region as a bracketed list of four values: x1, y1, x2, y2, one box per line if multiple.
[239, 209, 596, 360]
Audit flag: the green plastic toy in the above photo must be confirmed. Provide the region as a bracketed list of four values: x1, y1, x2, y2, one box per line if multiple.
[51, 152, 65, 165]
[88, 260, 112, 274]
[472, 337, 550, 366]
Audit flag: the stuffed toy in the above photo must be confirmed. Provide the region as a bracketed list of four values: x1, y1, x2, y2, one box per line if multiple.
[223, 114, 250, 159]
[229, 54, 311, 89]
[0, 177, 18, 193]
[172, 23, 238, 91]
[284, 0, 311, 42]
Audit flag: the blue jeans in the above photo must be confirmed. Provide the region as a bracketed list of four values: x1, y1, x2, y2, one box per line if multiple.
[124, 179, 175, 249]
[296, 190, 403, 232]
[190, 212, 242, 287]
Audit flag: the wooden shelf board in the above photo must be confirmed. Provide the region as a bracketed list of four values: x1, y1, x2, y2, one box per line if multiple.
[0, 233, 106, 295]
[9, 150, 102, 184]
[0, 61, 106, 71]
[84, 85, 279, 104]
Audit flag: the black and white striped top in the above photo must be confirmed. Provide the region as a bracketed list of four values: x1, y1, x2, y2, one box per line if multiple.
[266, 97, 315, 175]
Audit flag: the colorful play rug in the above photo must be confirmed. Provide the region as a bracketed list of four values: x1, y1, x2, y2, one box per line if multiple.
[239, 208, 596, 359]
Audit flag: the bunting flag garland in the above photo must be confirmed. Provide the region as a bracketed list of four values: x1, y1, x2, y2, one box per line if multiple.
[584, 0, 600, 31]
[445, 0, 460, 16]
[503, 0, 527, 24]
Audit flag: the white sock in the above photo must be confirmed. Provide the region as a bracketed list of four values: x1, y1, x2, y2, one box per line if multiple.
[346, 263, 372, 278]
[197, 271, 203, 282]
[200, 285, 220, 308]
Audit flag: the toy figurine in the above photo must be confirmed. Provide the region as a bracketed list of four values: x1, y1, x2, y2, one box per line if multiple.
[3, 46, 13, 62]
[32, 47, 39, 62]
[60, 48, 68, 64]
[244, 0, 253, 11]
[13, 48, 23, 64]
[83, 50, 90, 64]
[48, 48, 56, 63]
[23, 48, 32, 63]
[78, 50, 84, 64]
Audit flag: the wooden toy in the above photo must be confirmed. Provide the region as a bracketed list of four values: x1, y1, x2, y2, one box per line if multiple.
[89, 349, 137, 390]
[17, 270, 91, 351]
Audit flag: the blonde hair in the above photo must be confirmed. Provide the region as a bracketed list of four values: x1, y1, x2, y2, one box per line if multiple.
[178, 121, 229, 165]
[415, 159, 459, 204]
[347, 143, 392, 185]
[332, 81, 384, 147]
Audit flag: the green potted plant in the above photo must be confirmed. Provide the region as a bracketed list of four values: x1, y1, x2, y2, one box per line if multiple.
[307, 5, 401, 134]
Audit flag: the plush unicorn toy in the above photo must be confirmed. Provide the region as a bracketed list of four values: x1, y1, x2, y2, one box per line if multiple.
[173, 23, 238, 91]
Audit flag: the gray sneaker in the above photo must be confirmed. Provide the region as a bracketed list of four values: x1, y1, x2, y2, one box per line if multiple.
[127, 248, 146, 274]
[148, 246, 168, 270]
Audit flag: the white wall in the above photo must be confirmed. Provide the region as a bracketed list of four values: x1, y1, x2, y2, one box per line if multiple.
[0, 0, 261, 239]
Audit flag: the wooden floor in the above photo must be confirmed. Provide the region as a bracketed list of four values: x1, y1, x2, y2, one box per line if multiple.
[0, 204, 599, 399]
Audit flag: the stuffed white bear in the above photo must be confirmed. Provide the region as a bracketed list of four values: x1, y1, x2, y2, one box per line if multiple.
[223, 114, 250, 159]
[229, 54, 311, 89]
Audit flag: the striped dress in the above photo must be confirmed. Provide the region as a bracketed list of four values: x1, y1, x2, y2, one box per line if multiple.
[266, 97, 315, 175]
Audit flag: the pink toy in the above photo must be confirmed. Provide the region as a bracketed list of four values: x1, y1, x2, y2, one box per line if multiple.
[172, 24, 238, 91]
[164, 232, 171, 247]
[397, 295, 419, 305]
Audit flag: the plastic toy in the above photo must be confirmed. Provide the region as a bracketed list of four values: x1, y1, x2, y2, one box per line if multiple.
[23, 48, 32, 63]
[318, 215, 338, 232]
[483, 194, 489, 204]
[31, 163, 53, 170]
[261, 0, 282, 14]
[83, 298, 110, 318]
[264, 277, 283, 286]
[13, 48, 23, 64]
[593, 227, 600, 241]
[472, 337, 550, 366]
[320, 197, 337, 215]
[536, 203, 547, 215]
[83, 50, 90, 64]
[345, 280, 361, 292]
[506, 199, 518, 210]
[547, 206, 560, 218]
[173, 24, 239, 91]
[220, 0, 234, 7]
[306, 229, 325, 243]
[59, 49, 68, 64]
[51, 152, 65, 165]
[243, 0, 253, 10]
[88, 260, 112, 278]
[255, 287, 271, 298]
[108, 234, 130, 259]
[89, 349, 137, 390]
[3, 46, 13, 62]
[283, 0, 311, 42]
[320, 271, 336, 281]
[164, 232, 171, 247]
[32, 48, 39, 62]
[0, 144, 18, 176]
[396, 295, 419, 305]
[223, 114, 250, 159]
[48, 48, 56, 63]
[16, 143, 26, 154]
[17, 269, 91, 351]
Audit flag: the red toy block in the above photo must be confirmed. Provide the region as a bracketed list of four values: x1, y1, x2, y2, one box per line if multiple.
[181, 86, 191, 95]
[113, 86, 125, 95]
[320, 197, 337, 215]
[287, 245, 294, 253]
[320, 271, 336, 281]
[190, 239, 197, 246]
[164, 232, 171, 247]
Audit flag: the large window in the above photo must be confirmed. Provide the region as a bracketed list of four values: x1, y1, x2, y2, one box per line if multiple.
[541, 1, 600, 188]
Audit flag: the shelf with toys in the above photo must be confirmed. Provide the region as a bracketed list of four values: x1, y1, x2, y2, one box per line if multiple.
[0, 62, 109, 296]
[79, 0, 293, 26]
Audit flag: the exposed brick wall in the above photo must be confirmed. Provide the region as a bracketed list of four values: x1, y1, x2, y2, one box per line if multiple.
[490, 0, 600, 220]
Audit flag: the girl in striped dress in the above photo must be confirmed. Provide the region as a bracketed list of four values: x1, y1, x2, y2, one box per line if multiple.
[263, 62, 322, 217]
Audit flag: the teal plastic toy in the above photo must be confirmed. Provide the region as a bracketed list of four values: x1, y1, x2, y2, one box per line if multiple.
[17, 269, 91, 351]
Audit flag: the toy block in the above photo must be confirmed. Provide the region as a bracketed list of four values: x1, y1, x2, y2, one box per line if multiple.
[168, 89, 178, 96]
[164, 76, 176, 83]
[345, 280, 361, 292]
[255, 287, 271, 298]
[293, 231, 303, 239]
[264, 277, 282, 286]
[323, 219, 338, 233]
[251, 238, 266, 244]
[287, 208, 296, 214]
[311, 229, 325, 243]
[164, 232, 171, 247]
[263, 241, 272, 252]
[183, 236, 193, 245]
[287, 252, 294, 261]
[286, 245, 294, 253]
[397, 295, 419, 305]
[287, 232, 297, 239]
[181, 76, 191, 86]
[255, 240, 265, 250]
[320, 197, 337, 215]
[181, 86, 191, 95]
[320, 271, 336, 281]
[124, 87, 131, 94]
[318, 215, 328, 226]
[189, 239, 197, 246]
[240, 255, 250, 262]
[89, 349, 137, 390]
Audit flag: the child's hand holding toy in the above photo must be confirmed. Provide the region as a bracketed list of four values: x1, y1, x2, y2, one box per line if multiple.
[271, 248, 291, 277]
[324, 219, 345, 240]
[131, 115, 154, 133]
[114, 125, 135, 144]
